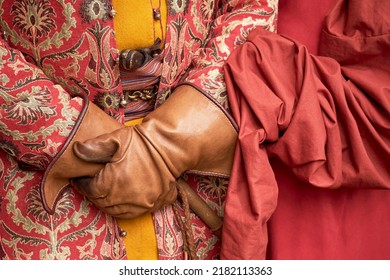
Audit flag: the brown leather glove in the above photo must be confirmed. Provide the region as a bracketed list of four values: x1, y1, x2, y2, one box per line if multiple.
[42, 102, 123, 213]
[71, 85, 237, 219]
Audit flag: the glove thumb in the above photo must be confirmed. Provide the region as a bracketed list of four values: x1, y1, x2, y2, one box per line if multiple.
[73, 134, 119, 163]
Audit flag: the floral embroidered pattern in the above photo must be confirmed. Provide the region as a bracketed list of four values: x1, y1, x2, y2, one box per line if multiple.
[0, 139, 20, 159]
[26, 185, 72, 224]
[79, 0, 112, 23]
[5, 86, 56, 125]
[168, 0, 189, 16]
[197, 176, 228, 202]
[93, 91, 121, 111]
[85, 22, 119, 90]
[1, 165, 126, 259]
[18, 153, 50, 171]
[0, 0, 123, 119]
[11, 0, 56, 44]
[1, 0, 74, 67]
[199, 0, 216, 22]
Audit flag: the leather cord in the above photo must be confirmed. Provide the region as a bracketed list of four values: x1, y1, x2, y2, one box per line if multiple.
[173, 178, 224, 259]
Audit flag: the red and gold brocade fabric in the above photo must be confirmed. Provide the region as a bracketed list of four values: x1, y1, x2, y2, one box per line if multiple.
[0, 0, 124, 120]
[0, 0, 278, 259]
[0, 0, 126, 260]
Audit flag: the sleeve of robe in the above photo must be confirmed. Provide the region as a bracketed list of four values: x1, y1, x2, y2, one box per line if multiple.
[0, 37, 85, 172]
[159, 0, 278, 114]
[221, 0, 390, 259]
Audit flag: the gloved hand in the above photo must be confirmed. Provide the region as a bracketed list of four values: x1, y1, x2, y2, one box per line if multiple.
[71, 85, 237, 219]
[42, 101, 123, 213]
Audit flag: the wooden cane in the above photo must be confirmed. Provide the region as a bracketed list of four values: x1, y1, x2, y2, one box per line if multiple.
[176, 178, 223, 239]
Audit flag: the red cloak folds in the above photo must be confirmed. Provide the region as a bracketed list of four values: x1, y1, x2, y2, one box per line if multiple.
[221, 0, 390, 259]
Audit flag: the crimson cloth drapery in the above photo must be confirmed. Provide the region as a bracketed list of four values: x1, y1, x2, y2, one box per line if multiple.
[221, 0, 390, 259]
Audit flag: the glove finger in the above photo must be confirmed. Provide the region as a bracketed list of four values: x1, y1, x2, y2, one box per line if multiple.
[151, 183, 178, 212]
[70, 176, 108, 200]
[103, 203, 150, 219]
[73, 136, 119, 163]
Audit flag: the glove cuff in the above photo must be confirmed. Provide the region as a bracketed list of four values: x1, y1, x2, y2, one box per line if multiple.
[41, 100, 123, 214]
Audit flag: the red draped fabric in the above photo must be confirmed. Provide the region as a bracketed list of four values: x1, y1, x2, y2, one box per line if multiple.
[221, 0, 390, 259]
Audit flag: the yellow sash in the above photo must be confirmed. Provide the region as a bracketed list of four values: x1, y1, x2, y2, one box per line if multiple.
[112, 0, 167, 51]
